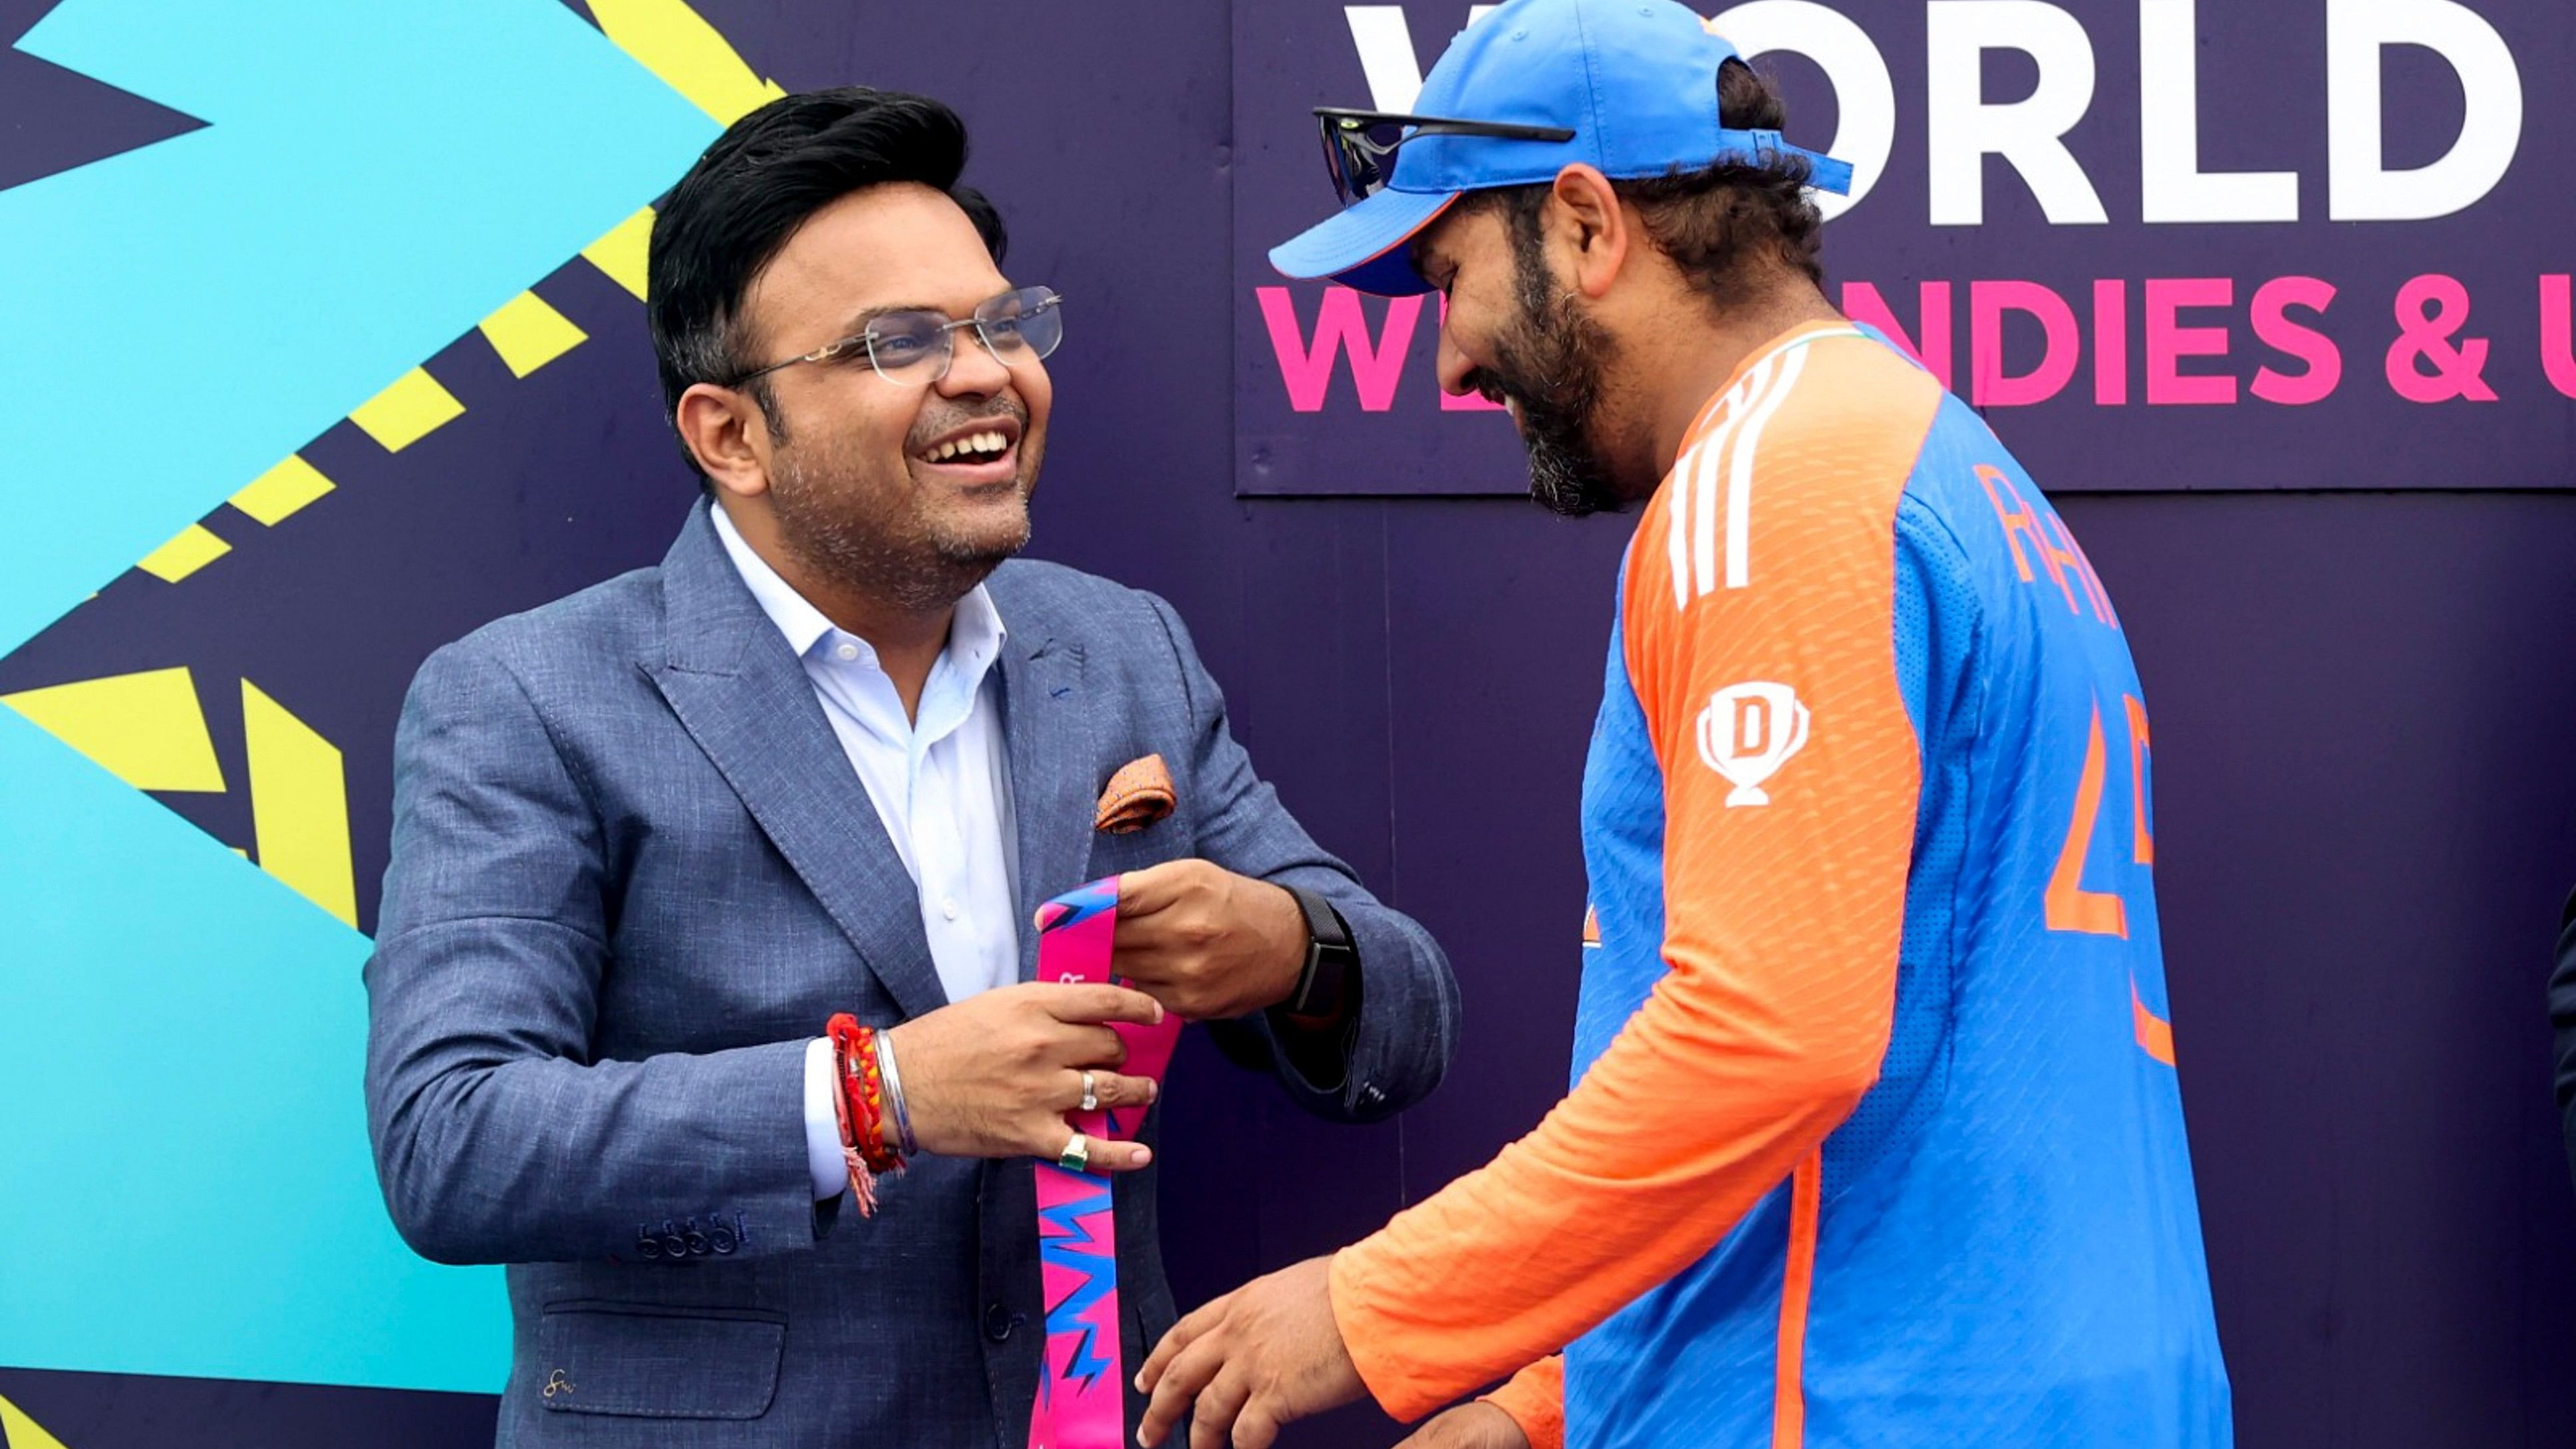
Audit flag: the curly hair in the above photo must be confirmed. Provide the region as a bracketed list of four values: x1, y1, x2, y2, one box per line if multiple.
[1464, 59, 1825, 309]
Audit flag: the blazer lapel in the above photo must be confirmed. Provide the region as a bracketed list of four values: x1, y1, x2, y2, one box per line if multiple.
[643, 505, 949, 1022]
[994, 617, 1095, 982]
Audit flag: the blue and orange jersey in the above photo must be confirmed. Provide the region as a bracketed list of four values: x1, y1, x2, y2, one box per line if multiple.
[1329, 323, 2230, 1448]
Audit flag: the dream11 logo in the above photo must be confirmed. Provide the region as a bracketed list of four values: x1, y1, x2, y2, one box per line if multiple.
[1256, 0, 2575, 420]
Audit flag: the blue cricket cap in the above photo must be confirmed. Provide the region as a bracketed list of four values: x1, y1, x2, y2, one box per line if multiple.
[1271, 0, 1853, 297]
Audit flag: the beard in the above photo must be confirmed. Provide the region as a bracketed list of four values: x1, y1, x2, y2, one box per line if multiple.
[1471, 238, 1628, 519]
[766, 413, 1032, 615]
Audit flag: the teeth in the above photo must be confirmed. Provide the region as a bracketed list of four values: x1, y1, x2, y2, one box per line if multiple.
[921, 431, 1010, 464]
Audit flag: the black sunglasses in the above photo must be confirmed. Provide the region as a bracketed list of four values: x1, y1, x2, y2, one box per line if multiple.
[1314, 107, 1576, 203]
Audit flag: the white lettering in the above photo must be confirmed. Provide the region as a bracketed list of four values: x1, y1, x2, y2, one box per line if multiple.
[1342, 5, 1501, 114]
[1707, 1, 1896, 221]
[2325, 0, 2522, 220]
[1925, 0, 2108, 226]
[2138, 0, 2298, 222]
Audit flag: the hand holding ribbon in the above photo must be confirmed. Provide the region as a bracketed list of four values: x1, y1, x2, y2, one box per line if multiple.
[883, 977, 1165, 1174]
[1029, 876, 1185, 1449]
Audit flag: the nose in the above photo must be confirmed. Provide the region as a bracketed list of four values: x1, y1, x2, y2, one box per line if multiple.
[936, 323, 1017, 398]
[1435, 325, 1478, 398]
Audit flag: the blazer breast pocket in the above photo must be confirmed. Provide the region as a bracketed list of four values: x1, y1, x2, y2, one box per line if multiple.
[1085, 817, 1185, 879]
[533, 1301, 786, 1420]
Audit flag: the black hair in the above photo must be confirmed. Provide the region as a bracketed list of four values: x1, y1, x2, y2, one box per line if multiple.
[1462, 60, 1824, 309]
[646, 87, 1008, 475]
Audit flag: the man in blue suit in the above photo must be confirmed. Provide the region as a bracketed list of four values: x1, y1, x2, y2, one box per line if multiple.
[363, 87, 1459, 1446]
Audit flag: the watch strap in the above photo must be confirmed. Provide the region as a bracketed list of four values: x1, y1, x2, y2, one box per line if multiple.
[1280, 884, 1356, 1021]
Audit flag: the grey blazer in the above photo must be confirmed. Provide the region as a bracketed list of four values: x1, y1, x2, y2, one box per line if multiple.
[364, 503, 1459, 1446]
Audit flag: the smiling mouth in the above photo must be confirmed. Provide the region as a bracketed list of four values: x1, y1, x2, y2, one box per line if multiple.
[916, 428, 1015, 467]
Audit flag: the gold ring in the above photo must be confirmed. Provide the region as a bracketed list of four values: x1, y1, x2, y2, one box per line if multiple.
[1057, 1132, 1091, 1173]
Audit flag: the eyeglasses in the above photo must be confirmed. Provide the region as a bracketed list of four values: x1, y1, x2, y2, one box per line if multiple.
[1314, 108, 1575, 203]
[728, 285, 1066, 388]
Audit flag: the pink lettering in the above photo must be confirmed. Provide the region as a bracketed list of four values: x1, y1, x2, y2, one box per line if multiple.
[1256, 286, 1423, 413]
[1971, 281, 2080, 407]
[2146, 278, 2237, 406]
[2094, 280, 2128, 406]
[2545, 276, 2576, 401]
[2385, 274, 2496, 404]
[2249, 277, 2341, 406]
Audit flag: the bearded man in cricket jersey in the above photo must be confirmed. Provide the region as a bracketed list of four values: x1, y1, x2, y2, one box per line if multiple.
[1135, 3, 2231, 1446]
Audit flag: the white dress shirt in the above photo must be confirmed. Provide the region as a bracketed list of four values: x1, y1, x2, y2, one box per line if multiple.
[708, 507, 1021, 1199]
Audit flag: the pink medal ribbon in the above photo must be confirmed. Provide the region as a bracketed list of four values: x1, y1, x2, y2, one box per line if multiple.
[1028, 875, 1180, 1449]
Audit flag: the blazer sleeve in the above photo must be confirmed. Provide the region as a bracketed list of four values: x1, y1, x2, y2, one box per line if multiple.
[1139, 591, 1461, 1124]
[364, 637, 825, 1266]
[2552, 889, 2576, 1196]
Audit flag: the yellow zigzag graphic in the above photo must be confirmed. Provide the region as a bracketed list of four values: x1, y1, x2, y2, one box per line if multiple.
[1, 667, 224, 793]
[7, 1, 780, 930]
[112, 0, 778, 587]
[0, 1392, 75, 1449]
[0, 670, 357, 926]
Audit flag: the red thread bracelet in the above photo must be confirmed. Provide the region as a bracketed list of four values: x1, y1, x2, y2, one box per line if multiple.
[827, 1014, 904, 1174]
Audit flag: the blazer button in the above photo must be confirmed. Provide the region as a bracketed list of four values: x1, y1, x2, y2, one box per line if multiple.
[660, 1232, 690, 1259]
[983, 1302, 1016, 1342]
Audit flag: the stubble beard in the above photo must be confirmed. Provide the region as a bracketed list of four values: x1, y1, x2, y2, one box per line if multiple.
[768, 432, 1033, 616]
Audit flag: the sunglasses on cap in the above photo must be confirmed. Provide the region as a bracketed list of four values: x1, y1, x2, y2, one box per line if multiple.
[1313, 107, 1575, 203]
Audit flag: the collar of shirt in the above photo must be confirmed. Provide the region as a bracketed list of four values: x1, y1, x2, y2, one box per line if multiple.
[708, 503, 1008, 754]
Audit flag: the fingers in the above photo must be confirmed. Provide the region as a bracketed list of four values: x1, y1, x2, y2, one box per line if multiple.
[1113, 858, 1193, 918]
[1068, 1134, 1153, 1173]
[1061, 1068, 1157, 1113]
[1038, 981, 1166, 1027]
[1188, 1373, 1246, 1449]
[1232, 1405, 1282, 1449]
[1137, 1297, 1209, 1396]
[1139, 1309, 1222, 1447]
[1039, 1122, 1152, 1173]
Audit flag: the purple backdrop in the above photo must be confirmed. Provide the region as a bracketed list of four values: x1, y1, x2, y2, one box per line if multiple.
[3, 1, 2573, 1444]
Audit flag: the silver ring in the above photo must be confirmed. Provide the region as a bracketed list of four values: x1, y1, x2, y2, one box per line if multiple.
[1079, 1071, 1100, 1113]
[1057, 1132, 1091, 1173]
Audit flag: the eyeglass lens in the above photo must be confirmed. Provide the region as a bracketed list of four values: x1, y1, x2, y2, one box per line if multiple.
[863, 287, 1064, 382]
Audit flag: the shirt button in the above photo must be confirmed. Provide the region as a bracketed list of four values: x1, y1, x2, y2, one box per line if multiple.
[835, 642, 859, 662]
[941, 896, 960, 921]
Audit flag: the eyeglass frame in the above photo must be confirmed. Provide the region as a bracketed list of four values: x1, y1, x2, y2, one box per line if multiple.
[1314, 108, 1576, 203]
[721, 285, 1066, 388]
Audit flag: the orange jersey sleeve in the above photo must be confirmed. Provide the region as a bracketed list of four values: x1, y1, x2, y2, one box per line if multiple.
[1330, 330, 1942, 1420]
[1483, 1355, 1564, 1449]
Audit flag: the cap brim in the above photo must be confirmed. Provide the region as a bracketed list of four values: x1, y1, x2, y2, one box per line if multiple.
[1268, 188, 1459, 297]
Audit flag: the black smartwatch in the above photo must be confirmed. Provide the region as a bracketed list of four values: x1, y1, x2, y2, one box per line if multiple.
[1278, 884, 1359, 1024]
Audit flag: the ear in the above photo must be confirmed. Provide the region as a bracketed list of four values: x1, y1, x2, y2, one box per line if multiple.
[1546, 164, 1630, 302]
[675, 382, 774, 501]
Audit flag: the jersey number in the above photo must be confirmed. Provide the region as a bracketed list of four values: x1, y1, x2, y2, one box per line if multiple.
[2046, 696, 2174, 1064]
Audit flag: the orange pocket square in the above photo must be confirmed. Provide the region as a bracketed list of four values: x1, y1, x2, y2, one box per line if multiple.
[1095, 754, 1177, 834]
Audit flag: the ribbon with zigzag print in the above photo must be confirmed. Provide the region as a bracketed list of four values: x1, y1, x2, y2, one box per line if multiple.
[1029, 876, 1179, 1449]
